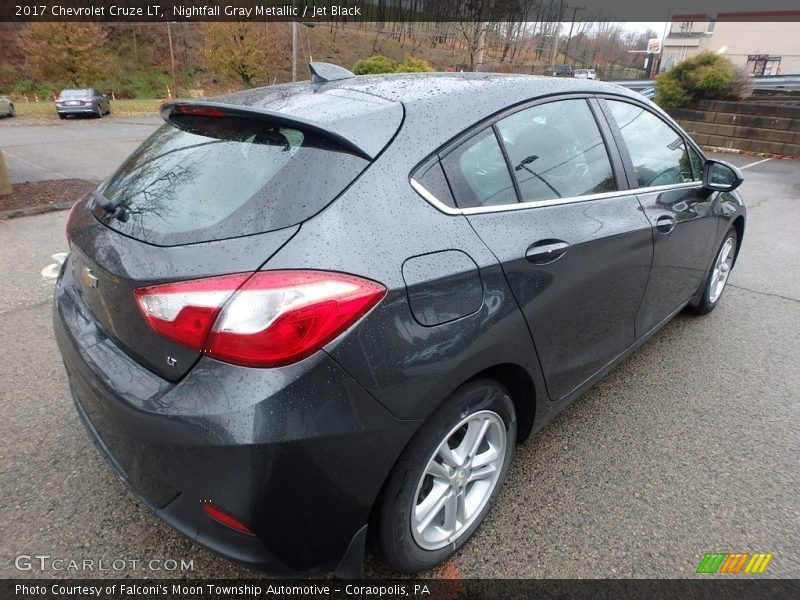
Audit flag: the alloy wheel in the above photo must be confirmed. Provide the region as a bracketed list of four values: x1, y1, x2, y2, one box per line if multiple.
[709, 237, 735, 304]
[411, 410, 507, 551]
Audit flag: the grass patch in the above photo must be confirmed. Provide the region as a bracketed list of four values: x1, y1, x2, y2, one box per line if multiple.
[14, 98, 162, 117]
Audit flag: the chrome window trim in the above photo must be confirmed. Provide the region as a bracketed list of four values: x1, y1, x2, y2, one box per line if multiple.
[410, 177, 462, 215]
[410, 177, 702, 216]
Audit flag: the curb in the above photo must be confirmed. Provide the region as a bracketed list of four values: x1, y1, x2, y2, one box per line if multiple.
[702, 146, 744, 155]
[702, 145, 800, 160]
[0, 201, 73, 220]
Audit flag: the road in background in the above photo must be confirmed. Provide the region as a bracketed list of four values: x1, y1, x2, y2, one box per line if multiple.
[0, 119, 798, 579]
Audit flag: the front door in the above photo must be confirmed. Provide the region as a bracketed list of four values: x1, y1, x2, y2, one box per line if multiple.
[602, 99, 718, 336]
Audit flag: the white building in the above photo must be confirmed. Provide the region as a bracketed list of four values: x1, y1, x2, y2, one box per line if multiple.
[661, 17, 800, 75]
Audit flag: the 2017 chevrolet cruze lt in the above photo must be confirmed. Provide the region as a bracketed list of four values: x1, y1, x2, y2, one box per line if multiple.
[54, 64, 745, 576]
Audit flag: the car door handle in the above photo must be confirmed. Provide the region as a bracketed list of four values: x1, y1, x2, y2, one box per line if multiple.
[656, 215, 677, 234]
[526, 240, 570, 265]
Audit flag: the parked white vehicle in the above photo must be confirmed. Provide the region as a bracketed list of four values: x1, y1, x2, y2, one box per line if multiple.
[574, 69, 597, 80]
[0, 96, 15, 117]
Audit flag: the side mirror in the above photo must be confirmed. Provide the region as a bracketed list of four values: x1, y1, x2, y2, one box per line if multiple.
[703, 159, 743, 193]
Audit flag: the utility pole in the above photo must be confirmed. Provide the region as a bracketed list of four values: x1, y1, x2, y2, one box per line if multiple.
[563, 4, 584, 64]
[659, 9, 673, 75]
[131, 24, 138, 60]
[292, 21, 298, 82]
[167, 22, 178, 98]
[549, 0, 565, 70]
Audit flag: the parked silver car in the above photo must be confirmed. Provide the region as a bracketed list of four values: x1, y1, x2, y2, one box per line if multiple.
[0, 95, 15, 117]
[56, 88, 111, 119]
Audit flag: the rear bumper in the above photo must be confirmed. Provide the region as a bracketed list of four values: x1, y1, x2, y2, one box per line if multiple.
[53, 259, 417, 576]
[57, 105, 97, 114]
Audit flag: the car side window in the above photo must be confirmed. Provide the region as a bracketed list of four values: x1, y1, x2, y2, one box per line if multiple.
[413, 159, 456, 208]
[441, 128, 518, 209]
[495, 99, 617, 203]
[688, 145, 704, 181]
[607, 100, 695, 188]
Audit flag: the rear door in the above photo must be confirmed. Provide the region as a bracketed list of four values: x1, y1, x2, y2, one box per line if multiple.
[445, 96, 653, 400]
[600, 98, 717, 336]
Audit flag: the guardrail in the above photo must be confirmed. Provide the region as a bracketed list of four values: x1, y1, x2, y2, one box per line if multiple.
[612, 75, 800, 91]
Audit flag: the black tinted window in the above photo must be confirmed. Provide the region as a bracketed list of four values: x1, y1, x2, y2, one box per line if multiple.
[441, 128, 517, 209]
[496, 99, 616, 202]
[414, 160, 455, 208]
[688, 145, 704, 181]
[94, 118, 368, 245]
[607, 101, 695, 188]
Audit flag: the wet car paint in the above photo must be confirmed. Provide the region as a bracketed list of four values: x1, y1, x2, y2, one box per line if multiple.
[54, 72, 746, 577]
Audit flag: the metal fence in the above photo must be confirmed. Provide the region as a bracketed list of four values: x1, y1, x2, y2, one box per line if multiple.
[613, 75, 800, 91]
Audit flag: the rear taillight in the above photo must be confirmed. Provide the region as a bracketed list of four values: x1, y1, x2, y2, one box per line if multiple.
[135, 271, 385, 368]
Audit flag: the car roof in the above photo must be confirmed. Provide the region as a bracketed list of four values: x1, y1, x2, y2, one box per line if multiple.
[212, 72, 643, 157]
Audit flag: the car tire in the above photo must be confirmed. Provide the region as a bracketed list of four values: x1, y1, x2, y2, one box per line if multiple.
[8, 104, 14, 117]
[371, 379, 516, 573]
[96, 105, 103, 118]
[58, 113, 66, 120]
[690, 227, 738, 315]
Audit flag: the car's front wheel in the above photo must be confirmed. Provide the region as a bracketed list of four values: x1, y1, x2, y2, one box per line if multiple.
[690, 227, 738, 315]
[372, 379, 516, 573]
[8, 104, 14, 117]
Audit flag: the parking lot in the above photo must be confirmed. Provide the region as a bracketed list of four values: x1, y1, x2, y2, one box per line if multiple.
[1, 115, 798, 579]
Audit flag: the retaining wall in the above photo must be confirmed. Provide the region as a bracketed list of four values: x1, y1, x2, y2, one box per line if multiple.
[667, 100, 800, 157]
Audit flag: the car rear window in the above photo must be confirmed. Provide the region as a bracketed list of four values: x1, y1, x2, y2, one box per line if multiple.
[60, 89, 92, 99]
[93, 116, 369, 245]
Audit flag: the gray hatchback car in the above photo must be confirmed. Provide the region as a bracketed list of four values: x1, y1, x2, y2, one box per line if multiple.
[54, 65, 745, 577]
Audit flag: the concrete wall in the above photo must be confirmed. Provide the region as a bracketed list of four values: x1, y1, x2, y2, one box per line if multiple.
[667, 100, 800, 156]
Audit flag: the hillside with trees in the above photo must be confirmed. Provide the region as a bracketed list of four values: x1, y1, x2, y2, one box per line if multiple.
[0, 21, 656, 100]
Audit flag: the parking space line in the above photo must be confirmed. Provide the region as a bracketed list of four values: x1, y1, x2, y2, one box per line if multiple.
[740, 157, 773, 170]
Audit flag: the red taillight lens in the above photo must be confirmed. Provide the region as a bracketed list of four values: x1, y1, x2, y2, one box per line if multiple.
[135, 271, 386, 368]
[174, 105, 226, 117]
[134, 273, 251, 349]
[202, 504, 253, 535]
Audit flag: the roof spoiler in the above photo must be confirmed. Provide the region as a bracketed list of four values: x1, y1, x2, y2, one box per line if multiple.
[309, 62, 355, 83]
[160, 100, 372, 160]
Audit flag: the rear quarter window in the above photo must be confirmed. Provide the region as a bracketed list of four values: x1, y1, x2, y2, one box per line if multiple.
[93, 117, 369, 246]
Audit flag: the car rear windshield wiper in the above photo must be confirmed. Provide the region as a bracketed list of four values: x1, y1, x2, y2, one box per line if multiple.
[90, 190, 128, 222]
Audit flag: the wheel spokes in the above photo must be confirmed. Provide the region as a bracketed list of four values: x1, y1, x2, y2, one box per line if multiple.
[438, 443, 460, 468]
[458, 417, 490, 463]
[709, 238, 735, 303]
[471, 444, 499, 469]
[414, 483, 449, 534]
[442, 490, 459, 532]
[468, 462, 498, 482]
[426, 459, 450, 481]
